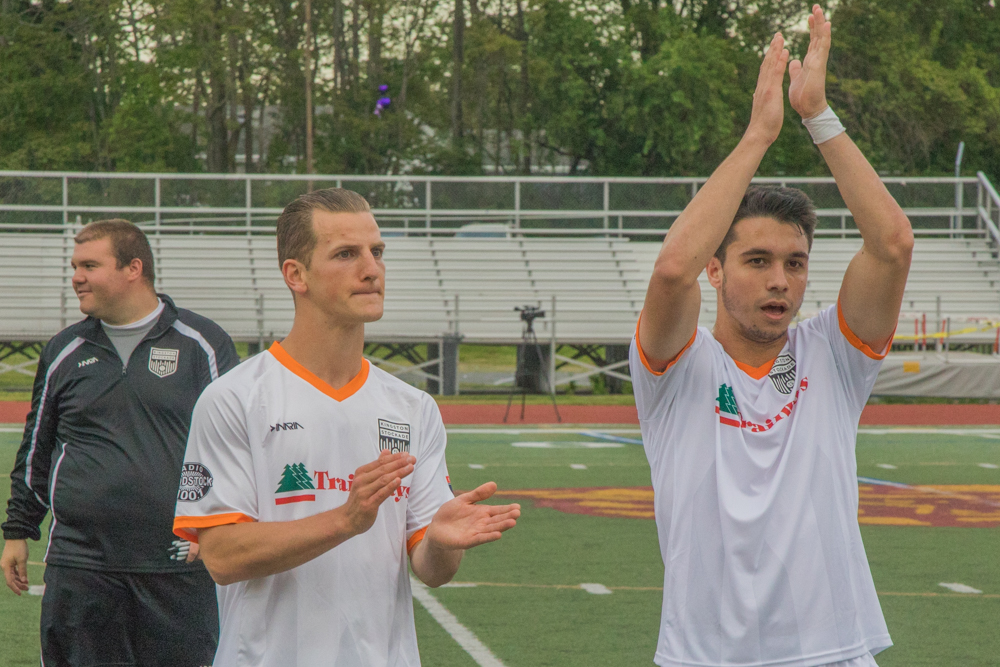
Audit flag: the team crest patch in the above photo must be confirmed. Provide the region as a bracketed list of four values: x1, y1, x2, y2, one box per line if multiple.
[768, 353, 796, 395]
[378, 419, 411, 453]
[149, 347, 179, 378]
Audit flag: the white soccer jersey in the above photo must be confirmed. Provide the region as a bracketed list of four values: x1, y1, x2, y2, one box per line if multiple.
[173, 342, 454, 667]
[629, 304, 892, 667]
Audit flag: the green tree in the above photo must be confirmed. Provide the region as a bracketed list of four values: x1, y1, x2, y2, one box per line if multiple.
[275, 463, 315, 493]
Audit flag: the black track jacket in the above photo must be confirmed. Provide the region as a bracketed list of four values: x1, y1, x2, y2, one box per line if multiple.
[2, 295, 239, 573]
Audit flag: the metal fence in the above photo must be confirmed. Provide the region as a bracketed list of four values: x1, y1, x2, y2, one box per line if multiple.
[2, 170, 1000, 243]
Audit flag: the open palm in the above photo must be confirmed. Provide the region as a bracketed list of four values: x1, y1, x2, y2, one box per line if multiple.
[425, 482, 520, 550]
[789, 5, 832, 119]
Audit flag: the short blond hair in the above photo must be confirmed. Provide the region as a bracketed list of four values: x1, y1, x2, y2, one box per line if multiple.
[276, 188, 371, 268]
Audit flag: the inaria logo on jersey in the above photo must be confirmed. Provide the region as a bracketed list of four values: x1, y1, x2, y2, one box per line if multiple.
[148, 347, 179, 378]
[768, 353, 796, 395]
[270, 421, 305, 432]
[77, 356, 98, 368]
[177, 463, 213, 502]
[378, 419, 411, 453]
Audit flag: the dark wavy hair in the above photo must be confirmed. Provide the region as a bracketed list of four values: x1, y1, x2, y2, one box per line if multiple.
[714, 186, 817, 263]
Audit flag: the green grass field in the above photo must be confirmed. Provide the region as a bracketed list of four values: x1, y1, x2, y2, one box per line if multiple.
[2, 425, 998, 666]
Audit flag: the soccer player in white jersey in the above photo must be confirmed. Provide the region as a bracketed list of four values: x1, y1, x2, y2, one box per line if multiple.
[173, 188, 521, 666]
[630, 7, 912, 667]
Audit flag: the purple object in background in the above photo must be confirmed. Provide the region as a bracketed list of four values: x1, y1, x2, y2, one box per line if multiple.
[374, 85, 391, 116]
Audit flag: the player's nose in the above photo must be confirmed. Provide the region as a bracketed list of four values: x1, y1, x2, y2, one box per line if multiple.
[766, 265, 790, 291]
[359, 250, 383, 281]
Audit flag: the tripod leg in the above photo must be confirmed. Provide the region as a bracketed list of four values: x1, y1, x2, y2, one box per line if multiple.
[504, 384, 515, 423]
[530, 333, 561, 423]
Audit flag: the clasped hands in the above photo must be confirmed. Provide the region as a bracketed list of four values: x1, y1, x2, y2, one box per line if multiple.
[748, 4, 834, 145]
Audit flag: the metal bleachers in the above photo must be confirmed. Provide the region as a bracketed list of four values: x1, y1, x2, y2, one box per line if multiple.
[3, 233, 1000, 347]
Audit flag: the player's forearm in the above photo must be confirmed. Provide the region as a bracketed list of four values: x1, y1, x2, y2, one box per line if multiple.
[409, 537, 463, 588]
[819, 133, 913, 264]
[198, 507, 357, 585]
[651, 132, 771, 285]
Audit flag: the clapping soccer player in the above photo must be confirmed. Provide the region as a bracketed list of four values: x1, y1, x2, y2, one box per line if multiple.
[630, 6, 911, 667]
[173, 188, 520, 666]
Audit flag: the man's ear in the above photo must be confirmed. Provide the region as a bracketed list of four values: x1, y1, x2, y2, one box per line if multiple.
[126, 258, 145, 283]
[282, 259, 309, 297]
[706, 256, 724, 290]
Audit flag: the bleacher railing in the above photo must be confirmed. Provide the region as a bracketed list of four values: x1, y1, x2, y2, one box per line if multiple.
[0, 170, 996, 239]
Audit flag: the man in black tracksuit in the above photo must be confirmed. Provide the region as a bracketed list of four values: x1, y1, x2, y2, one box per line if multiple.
[1, 220, 239, 666]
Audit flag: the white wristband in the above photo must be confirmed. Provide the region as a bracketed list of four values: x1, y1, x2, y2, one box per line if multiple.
[801, 105, 846, 145]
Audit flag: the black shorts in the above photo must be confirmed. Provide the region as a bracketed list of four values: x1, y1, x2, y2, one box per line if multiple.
[40, 564, 219, 667]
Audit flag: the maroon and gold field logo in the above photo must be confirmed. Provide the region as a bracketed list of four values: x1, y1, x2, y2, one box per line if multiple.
[496, 485, 1000, 528]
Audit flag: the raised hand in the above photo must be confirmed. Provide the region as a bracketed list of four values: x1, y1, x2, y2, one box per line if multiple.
[747, 32, 790, 146]
[424, 482, 520, 550]
[342, 450, 416, 536]
[789, 5, 832, 119]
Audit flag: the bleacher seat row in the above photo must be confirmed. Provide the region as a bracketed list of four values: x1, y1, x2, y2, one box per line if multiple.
[2, 235, 999, 345]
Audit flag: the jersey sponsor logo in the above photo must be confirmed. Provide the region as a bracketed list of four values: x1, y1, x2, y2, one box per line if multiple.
[314, 470, 411, 502]
[378, 419, 411, 453]
[275, 465, 412, 505]
[275, 462, 316, 504]
[77, 356, 98, 368]
[768, 353, 796, 395]
[178, 463, 214, 502]
[270, 421, 304, 432]
[716, 384, 742, 427]
[715, 378, 809, 432]
[148, 347, 180, 378]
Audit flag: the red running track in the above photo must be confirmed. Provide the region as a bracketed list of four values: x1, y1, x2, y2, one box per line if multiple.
[2, 401, 1000, 426]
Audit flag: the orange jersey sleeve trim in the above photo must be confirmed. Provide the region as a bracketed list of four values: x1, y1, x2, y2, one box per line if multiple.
[734, 357, 776, 380]
[172, 513, 256, 544]
[268, 342, 369, 402]
[634, 312, 696, 376]
[407, 526, 428, 556]
[837, 300, 893, 361]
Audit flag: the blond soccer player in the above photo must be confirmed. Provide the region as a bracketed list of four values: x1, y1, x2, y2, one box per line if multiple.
[173, 189, 520, 666]
[631, 7, 912, 667]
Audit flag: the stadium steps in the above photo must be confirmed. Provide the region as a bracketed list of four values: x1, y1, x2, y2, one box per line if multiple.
[2, 235, 1000, 344]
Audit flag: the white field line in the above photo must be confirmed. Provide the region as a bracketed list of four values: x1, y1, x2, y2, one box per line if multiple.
[939, 583, 983, 594]
[410, 577, 507, 667]
[579, 583, 612, 595]
[511, 441, 624, 448]
[446, 428, 642, 435]
[437, 580, 1000, 598]
[0, 427, 24, 433]
[449, 427, 1000, 438]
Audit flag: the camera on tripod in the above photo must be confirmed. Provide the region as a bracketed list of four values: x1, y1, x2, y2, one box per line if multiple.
[504, 304, 561, 423]
[515, 305, 545, 328]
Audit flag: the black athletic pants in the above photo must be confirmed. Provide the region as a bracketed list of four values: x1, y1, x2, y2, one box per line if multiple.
[40, 565, 219, 667]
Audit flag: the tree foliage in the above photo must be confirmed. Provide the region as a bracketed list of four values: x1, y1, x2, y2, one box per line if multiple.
[0, 0, 996, 177]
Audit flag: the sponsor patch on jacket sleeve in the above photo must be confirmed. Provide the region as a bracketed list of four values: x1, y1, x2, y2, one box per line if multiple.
[177, 463, 214, 502]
